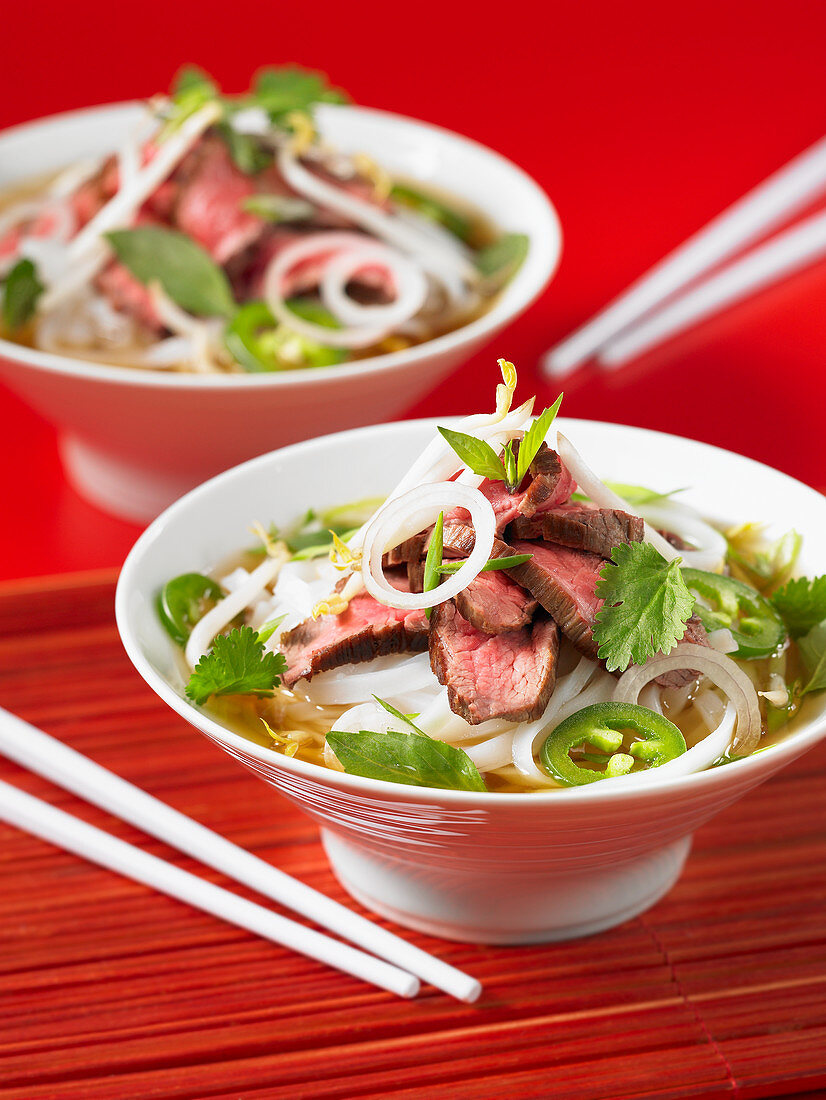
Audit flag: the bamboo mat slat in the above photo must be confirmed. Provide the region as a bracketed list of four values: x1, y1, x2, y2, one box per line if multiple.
[0, 571, 824, 1100]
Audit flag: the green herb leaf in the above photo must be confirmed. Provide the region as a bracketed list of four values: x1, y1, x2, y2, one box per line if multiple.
[502, 440, 518, 490]
[437, 426, 506, 483]
[422, 511, 444, 620]
[390, 183, 473, 243]
[326, 728, 486, 792]
[437, 553, 533, 574]
[799, 620, 826, 697]
[475, 232, 529, 284]
[770, 575, 826, 639]
[256, 614, 288, 645]
[216, 123, 271, 174]
[249, 65, 348, 123]
[185, 626, 286, 705]
[241, 194, 315, 222]
[163, 65, 221, 134]
[106, 227, 236, 318]
[594, 542, 695, 672]
[516, 394, 564, 484]
[2, 258, 44, 330]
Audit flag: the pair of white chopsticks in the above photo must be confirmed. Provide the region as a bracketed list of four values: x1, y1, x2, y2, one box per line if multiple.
[543, 134, 826, 375]
[0, 706, 481, 1003]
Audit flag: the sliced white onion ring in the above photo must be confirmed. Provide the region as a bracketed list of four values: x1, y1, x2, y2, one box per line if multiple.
[613, 642, 761, 754]
[556, 433, 727, 571]
[360, 483, 495, 611]
[263, 231, 423, 348]
[320, 244, 427, 328]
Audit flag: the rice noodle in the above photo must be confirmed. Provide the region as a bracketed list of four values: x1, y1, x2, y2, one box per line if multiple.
[303, 652, 434, 705]
[464, 730, 517, 772]
[613, 642, 761, 754]
[556, 433, 727, 571]
[360, 483, 495, 610]
[185, 550, 288, 670]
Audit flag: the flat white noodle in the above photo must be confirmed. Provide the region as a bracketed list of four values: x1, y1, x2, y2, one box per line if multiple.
[185, 553, 286, 670]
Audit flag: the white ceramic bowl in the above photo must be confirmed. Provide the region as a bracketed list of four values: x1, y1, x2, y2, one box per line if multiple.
[116, 419, 826, 943]
[0, 103, 560, 522]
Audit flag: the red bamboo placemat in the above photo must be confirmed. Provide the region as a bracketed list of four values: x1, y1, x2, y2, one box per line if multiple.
[0, 570, 825, 1100]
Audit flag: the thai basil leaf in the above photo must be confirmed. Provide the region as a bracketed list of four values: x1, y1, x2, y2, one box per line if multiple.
[475, 232, 529, 284]
[437, 426, 506, 483]
[326, 727, 486, 792]
[2, 258, 44, 330]
[105, 228, 236, 318]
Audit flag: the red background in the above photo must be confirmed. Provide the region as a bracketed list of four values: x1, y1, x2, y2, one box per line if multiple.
[2, 0, 825, 580]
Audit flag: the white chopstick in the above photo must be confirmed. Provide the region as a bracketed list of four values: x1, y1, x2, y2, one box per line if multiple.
[0, 707, 481, 1003]
[597, 207, 826, 367]
[542, 134, 826, 377]
[0, 776, 418, 998]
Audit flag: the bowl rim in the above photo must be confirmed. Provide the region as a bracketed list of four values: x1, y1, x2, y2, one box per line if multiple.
[0, 100, 561, 390]
[115, 415, 826, 807]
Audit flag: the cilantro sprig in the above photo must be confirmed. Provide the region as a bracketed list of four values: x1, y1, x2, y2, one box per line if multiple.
[770, 575, 826, 639]
[186, 625, 286, 705]
[593, 542, 694, 672]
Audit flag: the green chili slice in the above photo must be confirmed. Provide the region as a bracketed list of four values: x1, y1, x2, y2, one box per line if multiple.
[157, 573, 224, 646]
[224, 299, 348, 372]
[682, 568, 786, 659]
[540, 702, 686, 787]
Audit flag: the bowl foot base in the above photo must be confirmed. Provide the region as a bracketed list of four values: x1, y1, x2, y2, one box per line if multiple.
[60, 434, 195, 523]
[322, 830, 692, 944]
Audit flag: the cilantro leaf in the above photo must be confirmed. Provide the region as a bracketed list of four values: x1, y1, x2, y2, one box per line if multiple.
[799, 620, 826, 697]
[2, 258, 44, 330]
[516, 394, 563, 484]
[594, 542, 695, 672]
[326, 727, 486, 792]
[106, 228, 236, 318]
[422, 511, 444, 620]
[185, 626, 286, 705]
[770, 575, 826, 639]
[437, 426, 506, 482]
[249, 65, 348, 123]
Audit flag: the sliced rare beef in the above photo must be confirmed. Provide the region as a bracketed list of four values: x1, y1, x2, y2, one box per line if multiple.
[516, 442, 576, 518]
[439, 523, 538, 633]
[507, 539, 605, 660]
[456, 569, 538, 634]
[506, 537, 710, 686]
[508, 507, 644, 559]
[281, 574, 428, 687]
[429, 602, 560, 724]
[446, 443, 575, 534]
